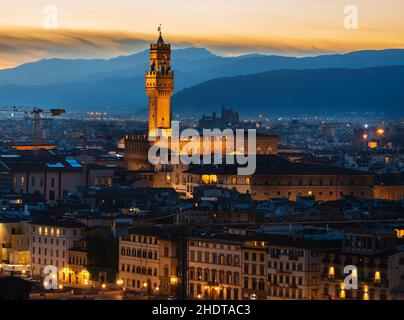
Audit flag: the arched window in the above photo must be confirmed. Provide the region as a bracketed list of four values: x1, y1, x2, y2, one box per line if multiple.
[189, 268, 195, 280]
[245, 177, 251, 185]
[164, 265, 169, 277]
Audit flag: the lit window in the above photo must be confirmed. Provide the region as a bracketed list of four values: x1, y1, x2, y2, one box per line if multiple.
[202, 175, 218, 184]
[38, 227, 43, 236]
[51, 228, 54, 236]
[328, 266, 335, 278]
[245, 177, 251, 185]
[395, 229, 404, 239]
[202, 175, 210, 184]
[363, 285, 369, 300]
[231, 177, 237, 185]
[44, 228, 48, 236]
[56, 229, 60, 237]
[374, 271, 381, 282]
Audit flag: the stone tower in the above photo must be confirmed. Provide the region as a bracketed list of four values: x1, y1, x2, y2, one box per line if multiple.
[146, 26, 174, 137]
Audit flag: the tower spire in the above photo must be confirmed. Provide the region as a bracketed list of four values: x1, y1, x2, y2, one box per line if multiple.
[157, 24, 165, 45]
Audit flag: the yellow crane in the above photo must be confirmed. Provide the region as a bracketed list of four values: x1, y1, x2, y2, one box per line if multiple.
[0, 106, 65, 154]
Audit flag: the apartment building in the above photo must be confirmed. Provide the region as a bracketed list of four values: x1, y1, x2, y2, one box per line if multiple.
[264, 237, 338, 300]
[188, 235, 243, 300]
[241, 241, 267, 300]
[0, 155, 116, 203]
[0, 217, 30, 273]
[118, 226, 182, 297]
[161, 156, 374, 201]
[320, 228, 404, 300]
[67, 240, 90, 287]
[29, 219, 86, 282]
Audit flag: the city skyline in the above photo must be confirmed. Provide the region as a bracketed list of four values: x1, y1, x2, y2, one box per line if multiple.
[0, 22, 403, 302]
[1, 0, 404, 69]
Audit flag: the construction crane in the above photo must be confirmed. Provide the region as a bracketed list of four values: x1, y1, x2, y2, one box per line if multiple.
[79, 127, 88, 187]
[0, 106, 65, 154]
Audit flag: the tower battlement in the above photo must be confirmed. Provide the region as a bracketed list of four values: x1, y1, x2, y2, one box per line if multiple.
[125, 135, 148, 142]
[150, 43, 171, 50]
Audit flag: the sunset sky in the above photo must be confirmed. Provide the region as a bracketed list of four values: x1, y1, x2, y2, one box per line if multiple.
[0, 0, 404, 69]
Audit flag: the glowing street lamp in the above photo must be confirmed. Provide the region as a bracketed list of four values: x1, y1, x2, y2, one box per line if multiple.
[154, 286, 160, 296]
[101, 283, 106, 299]
[377, 128, 385, 136]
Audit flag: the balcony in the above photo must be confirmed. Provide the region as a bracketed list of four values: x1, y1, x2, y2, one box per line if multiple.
[276, 269, 292, 274]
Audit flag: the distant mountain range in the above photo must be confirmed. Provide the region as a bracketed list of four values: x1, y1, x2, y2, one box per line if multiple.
[172, 66, 404, 116]
[0, 48, 404, 115]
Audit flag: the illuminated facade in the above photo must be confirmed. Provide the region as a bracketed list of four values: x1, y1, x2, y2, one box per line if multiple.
[146, 29, 174, 137]
[118, 227, 181, 297]
[67, 241, 90, 287]
[29, 220, 86, 283]
[162, 156, 375, 201]
[188, 238, 242, 300]
[320, 229, 404, 300]
[0, 220, 30, 273]
[124, 31, 279, 172]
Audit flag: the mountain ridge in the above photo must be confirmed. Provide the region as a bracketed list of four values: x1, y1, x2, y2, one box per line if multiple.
[1, 48, 404, 115]
[172, 65, 404, 116]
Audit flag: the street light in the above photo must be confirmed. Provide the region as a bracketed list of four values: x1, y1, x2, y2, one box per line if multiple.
[116, 279, 124, 297]
[377, 128, 385, 136]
